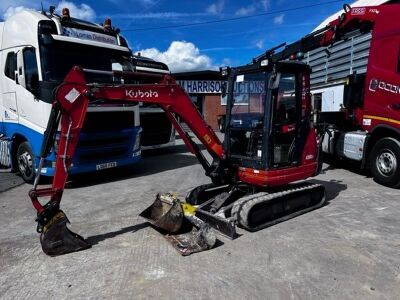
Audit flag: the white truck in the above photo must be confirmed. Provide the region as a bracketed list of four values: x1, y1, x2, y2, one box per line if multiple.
[0, 7, 142, 182]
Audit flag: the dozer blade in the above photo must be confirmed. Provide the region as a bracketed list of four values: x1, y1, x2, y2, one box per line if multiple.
[232, 183, 326, 232]
[40, 211, 91, 256]
[139, 193, 217, 255]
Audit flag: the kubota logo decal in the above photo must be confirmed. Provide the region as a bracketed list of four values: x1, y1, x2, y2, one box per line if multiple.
[125, 89, 159, 98]
[369, 79, 400, 95]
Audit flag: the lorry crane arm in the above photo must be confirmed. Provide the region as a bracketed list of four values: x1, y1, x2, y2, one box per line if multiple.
[254, 4, 379, 64]
[28, 67, 226, 256]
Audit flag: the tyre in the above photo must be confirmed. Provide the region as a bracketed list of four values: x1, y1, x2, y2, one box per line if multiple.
[16, 141, 35, 183]
[370, 137, 400, 188]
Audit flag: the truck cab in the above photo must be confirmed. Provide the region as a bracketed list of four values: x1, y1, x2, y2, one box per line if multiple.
[0, 8, 141, 182]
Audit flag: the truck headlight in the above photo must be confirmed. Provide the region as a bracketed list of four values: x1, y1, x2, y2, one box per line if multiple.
[133, 130, 141, 151]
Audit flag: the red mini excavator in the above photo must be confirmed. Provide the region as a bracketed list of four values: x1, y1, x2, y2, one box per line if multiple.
[28, 4, 379, 256]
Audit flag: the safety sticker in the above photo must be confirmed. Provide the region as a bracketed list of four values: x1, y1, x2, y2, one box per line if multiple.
[65, 88, 81, 103]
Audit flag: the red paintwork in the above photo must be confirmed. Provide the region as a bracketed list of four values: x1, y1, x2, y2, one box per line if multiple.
[238, 73, 318, 187]
[359, 4, 400, 132]
[238, 127, 318, 188]
[238, 163, 318, 187]
[314, 4, 400, 133]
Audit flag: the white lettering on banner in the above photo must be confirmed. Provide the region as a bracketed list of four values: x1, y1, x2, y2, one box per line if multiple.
[62, 27, 118, 45]
[177, 80, 222, 94]
[177, 80, 265, 94]
[125, 89, 159, 98]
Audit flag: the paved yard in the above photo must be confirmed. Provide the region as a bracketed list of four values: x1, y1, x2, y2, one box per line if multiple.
[0, 143, 399, 299]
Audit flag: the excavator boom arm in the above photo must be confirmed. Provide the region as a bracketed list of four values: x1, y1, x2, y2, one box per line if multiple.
[29, 67, 224, 214]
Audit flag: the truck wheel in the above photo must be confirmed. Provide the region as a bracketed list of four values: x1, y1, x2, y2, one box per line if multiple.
[17, 142, 35, 183]
[370, 137, 400, 188]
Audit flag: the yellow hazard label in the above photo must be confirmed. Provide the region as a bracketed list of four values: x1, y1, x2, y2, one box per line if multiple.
[182, 203, 197, 216]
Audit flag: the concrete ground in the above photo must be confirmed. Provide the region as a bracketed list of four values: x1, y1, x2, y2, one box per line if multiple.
[0, 141, 399, 300]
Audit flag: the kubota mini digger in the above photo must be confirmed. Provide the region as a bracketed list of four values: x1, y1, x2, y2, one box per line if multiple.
[28, 3, 378, 256]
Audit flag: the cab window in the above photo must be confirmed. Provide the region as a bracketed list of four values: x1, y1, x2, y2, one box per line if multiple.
[4, 52, 17, 80]
[23, 48, 39, 93]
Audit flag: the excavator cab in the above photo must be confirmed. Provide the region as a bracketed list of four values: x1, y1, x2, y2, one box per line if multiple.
[223, 61, 313, 173]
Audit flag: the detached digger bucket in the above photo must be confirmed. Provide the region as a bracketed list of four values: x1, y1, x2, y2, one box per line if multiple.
[139, 193, 184, 233]
[140, 193, 216, 255]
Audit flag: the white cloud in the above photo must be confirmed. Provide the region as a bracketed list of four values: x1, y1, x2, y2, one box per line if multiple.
[0, 0, 31, 14]
[2, 1, 96, 22]
[206, 0, 225, 15]
[56, 1, 96, 22]
[3, 6, 32, 20]
[273, 13, 285, 25]
[138, 41, 215, 72]
[235, 6, 256, 16]
[255, 39, 264, 50]
[235, 0, 270, 17]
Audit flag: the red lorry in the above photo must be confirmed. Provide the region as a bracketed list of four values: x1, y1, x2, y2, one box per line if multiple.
[222, 3, 400, 188]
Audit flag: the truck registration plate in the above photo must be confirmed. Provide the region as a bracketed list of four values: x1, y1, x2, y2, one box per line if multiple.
[96, 162, 117, 170]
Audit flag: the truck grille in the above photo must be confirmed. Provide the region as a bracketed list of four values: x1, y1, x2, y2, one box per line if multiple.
[82, 111, 135, 131]
[140, 112, 173, 146]
[75, 110, 136, 164]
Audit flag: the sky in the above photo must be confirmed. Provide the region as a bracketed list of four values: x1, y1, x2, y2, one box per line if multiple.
[1, 0, 358, 72]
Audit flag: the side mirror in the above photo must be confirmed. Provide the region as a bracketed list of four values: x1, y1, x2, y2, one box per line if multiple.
[268, 72, 281, 90]
[30, 73, 40, 97]
[16, 50, 26, 88]
[14, 71, 19, 84]
[221, 82, 227, 98]
[41, 34, 54, 46]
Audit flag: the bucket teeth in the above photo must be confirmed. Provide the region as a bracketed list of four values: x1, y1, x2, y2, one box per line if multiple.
[40, 210, 91, 256]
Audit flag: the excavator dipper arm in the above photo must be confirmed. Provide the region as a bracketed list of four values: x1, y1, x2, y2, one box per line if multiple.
[29, 66, 224, 255]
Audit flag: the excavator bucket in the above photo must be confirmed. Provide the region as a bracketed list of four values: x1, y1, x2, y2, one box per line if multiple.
[139, 193, 216, 255]
[139, 193, 183, 233]
[40, 210, 91, 256]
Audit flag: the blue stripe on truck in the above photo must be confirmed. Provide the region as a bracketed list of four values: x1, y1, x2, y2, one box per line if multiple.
[0, 121, 141, 176]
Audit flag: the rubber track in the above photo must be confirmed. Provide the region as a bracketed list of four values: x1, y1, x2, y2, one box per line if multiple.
[231, 183, 326, 232]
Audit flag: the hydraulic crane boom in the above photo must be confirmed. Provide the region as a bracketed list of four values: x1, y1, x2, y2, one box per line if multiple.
[254, 4, 379, 64]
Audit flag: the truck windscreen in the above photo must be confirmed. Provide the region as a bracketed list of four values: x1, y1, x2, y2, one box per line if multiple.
[40, 40, 133, 83]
